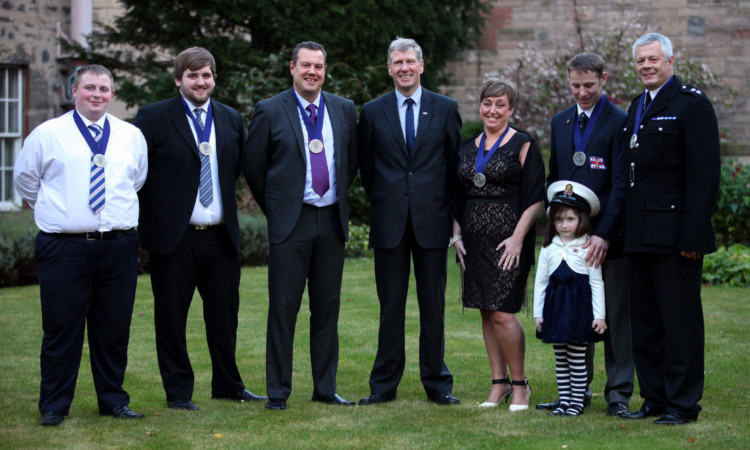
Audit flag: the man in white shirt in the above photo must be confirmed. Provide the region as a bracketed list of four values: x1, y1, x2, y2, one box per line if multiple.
[14, 64, 148, 426]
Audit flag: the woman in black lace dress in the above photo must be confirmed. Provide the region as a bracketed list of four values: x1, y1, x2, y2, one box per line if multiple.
[451, 79, 544, 411]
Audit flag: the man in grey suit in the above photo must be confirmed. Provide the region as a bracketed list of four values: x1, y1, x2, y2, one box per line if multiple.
[245, 41, 358, 411]
[358, 37, 462, 406]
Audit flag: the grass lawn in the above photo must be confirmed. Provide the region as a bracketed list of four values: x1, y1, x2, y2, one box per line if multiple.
[1, 253, 748, 448]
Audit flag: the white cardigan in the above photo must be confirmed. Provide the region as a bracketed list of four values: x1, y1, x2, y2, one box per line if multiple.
[533, 235, 605, 320]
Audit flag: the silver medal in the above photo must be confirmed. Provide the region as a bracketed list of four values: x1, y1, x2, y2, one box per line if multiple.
[573, 151, 586, 167]
[473, 173, 486, 188]
[93, 154, 108, 168]
[199, 142, 213, 156]
[309, 139, 324, 154]
[630, 134, 638, 149]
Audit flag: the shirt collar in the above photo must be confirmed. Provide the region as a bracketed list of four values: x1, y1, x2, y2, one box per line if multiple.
[293, 89, 321, 110]
[182, 96, 211, 114]
[576, 103, 595, 117]
[647, 75, 672, 100]
[395, 86, 422, 108]
[76, 109, 108, 128]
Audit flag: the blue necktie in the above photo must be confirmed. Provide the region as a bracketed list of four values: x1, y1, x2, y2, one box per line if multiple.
[88, 124, 105, 213]
[195, 108, 213, 207]
[578, 112, 588, 131]
[405, 98, 415, 157]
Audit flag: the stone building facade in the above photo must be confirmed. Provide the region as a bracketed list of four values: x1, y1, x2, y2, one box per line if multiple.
[444, 0, 750, 154]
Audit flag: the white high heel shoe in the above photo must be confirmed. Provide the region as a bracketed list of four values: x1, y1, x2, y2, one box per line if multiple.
[509, 378, 531, 412]
[478, 377, 511, 408]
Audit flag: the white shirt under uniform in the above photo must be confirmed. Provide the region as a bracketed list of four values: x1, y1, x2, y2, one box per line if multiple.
[14, 110, 148, 233]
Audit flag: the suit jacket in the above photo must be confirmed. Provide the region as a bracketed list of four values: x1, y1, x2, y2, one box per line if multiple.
[358, 88, 462, 249]
[134, 96, 245, 255]
[548, 98, 628, 243]
[622, 76, 720, 255]
[244, 88, 358, 244]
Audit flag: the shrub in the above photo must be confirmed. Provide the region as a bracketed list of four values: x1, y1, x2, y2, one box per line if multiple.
[703, 244, 750, 287]
[713, 160, 750, 246]
[0, 210, 38, 287]
[238, 213, 269, 266]
[346, 222, 370, 259]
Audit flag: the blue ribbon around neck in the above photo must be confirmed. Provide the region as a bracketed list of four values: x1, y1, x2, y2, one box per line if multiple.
[633, 75, 674, 138]
[180, 96, 213, 145]
[294, 94, 326, 144]
[573, 94, 606, 153]
[73, 110, 110, 156]
[475, 125, 511, 175]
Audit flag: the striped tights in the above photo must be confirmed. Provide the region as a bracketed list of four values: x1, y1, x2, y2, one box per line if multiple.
[552, 343, 588, 415]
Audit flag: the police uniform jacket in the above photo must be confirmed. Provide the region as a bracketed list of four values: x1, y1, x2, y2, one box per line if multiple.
[622, 75, 720, 256]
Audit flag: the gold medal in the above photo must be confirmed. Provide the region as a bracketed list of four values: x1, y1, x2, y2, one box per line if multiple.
[93, 154, 108, 168]
[199, 142, 213, 156]
[473, 173, 486, 188]
[309, 139, 324, 154]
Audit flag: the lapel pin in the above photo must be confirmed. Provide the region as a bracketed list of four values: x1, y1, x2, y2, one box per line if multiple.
[566, 119, 570, 124]
[422, 112, 428, 115]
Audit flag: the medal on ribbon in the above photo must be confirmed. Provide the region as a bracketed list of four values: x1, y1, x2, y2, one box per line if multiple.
[630, 76, 673, 149]
[572, 94, 606, 165]
[474, 125, 511, 188]
[73, 110, 111, 164]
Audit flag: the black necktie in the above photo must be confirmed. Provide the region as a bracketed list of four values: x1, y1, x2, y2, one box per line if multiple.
[578, 112, 588, 132]
[644, 92, 652, 108]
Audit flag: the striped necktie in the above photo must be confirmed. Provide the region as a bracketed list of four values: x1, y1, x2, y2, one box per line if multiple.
[194, 108, 213, 206]
[88, 124, 105, 213]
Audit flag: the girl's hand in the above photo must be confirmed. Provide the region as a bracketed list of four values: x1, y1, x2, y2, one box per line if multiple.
[496, 235, 522, 271]
[454, 239, 467, 270]
[535, 318, 543, 332]
[592, 319, 607, 334]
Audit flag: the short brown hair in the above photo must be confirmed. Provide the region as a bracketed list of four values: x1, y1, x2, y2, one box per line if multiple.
[542, 204, 592, 247]
[74, 64, 114, 89]
[291, 41, 327, 65]
[567, 52, 605, 78]
[174, 47, 216, 79]
[479, 78, 517, 110]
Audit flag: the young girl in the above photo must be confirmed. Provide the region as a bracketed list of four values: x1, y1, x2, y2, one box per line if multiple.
[533, 181, 607, 417]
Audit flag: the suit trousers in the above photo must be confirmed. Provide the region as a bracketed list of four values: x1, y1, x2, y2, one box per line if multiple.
[629, 253, 704, 415]
[35, 232, 138, 415]
[150, 225, 244, 402]
[266, 204, 345, 400]
[369, 217, 453, 399]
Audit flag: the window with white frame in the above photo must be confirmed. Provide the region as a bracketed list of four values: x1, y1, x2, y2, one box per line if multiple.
[0, 67, 23, 210]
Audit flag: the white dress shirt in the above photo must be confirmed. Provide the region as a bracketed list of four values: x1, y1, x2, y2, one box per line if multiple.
[182, 97, 225, 226]
[533, 235, 605, 320]
[14, 110, 148, 233]
[293, 90, 337, 207]
[395, 86, 422, 142]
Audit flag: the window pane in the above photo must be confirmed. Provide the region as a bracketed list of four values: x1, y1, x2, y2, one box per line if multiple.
[8, 101, 18, 133]
[0, 101, 6, 133]
[3, 170, 12, 201]
[8, 69, 19, 98]
[4, 138, 14, 164]
[0, 70, 5, 98]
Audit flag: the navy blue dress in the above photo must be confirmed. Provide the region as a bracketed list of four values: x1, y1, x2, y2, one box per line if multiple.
[538, 260, 603, 344]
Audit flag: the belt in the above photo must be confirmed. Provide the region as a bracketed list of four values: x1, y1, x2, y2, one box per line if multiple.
[187, 224, 224, 231]
[40, 229, 135, 240]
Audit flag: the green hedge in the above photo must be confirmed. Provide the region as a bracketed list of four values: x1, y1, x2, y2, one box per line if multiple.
[0, 210, 369, 287]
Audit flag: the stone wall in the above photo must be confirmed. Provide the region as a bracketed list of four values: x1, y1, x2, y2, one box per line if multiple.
[0, 0, 71, 133]
[443, 0, 750, 152]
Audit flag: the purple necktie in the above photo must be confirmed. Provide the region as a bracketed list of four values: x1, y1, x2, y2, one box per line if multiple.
[307, 104, 329, 196]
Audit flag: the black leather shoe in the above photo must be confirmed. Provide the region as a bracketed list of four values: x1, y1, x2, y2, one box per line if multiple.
[620, 405, 664, 420]
[212, 389, 267, 402]
[430, 393, 460, 405]
[654, 411, 698, 425]
[536, 399, 561, 410]
[39, 411, 64, 426]
[607, 402, 630, 417]
[265, 398, 287, 410]
[358, 393, 395, 405]
[584, 389, 592, 408]
[312, 393, 355, 406]
[167, 399, 199, 411]
[105, 405, 145, 419]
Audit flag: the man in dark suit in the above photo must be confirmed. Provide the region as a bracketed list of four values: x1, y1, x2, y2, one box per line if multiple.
[134, 47, 265, 410]
[538, 53, 634, 417]
[245, 41, 358, 411]
[619, 33, 720, 425]
[358, 37, 461, 406]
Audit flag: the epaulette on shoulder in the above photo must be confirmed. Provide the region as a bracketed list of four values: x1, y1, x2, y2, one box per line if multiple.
[680, 84, 707, 97]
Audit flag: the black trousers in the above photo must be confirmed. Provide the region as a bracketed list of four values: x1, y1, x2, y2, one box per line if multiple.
[369, 218, 453, 399]
[150, 225, 244, 402]
[266, 204, 345, 400]
[629, 253, 704, 415]
[35, 232, 138, 415]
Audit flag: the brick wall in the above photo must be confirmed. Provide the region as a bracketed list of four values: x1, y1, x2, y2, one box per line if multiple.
[443, 0, 750, 152]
